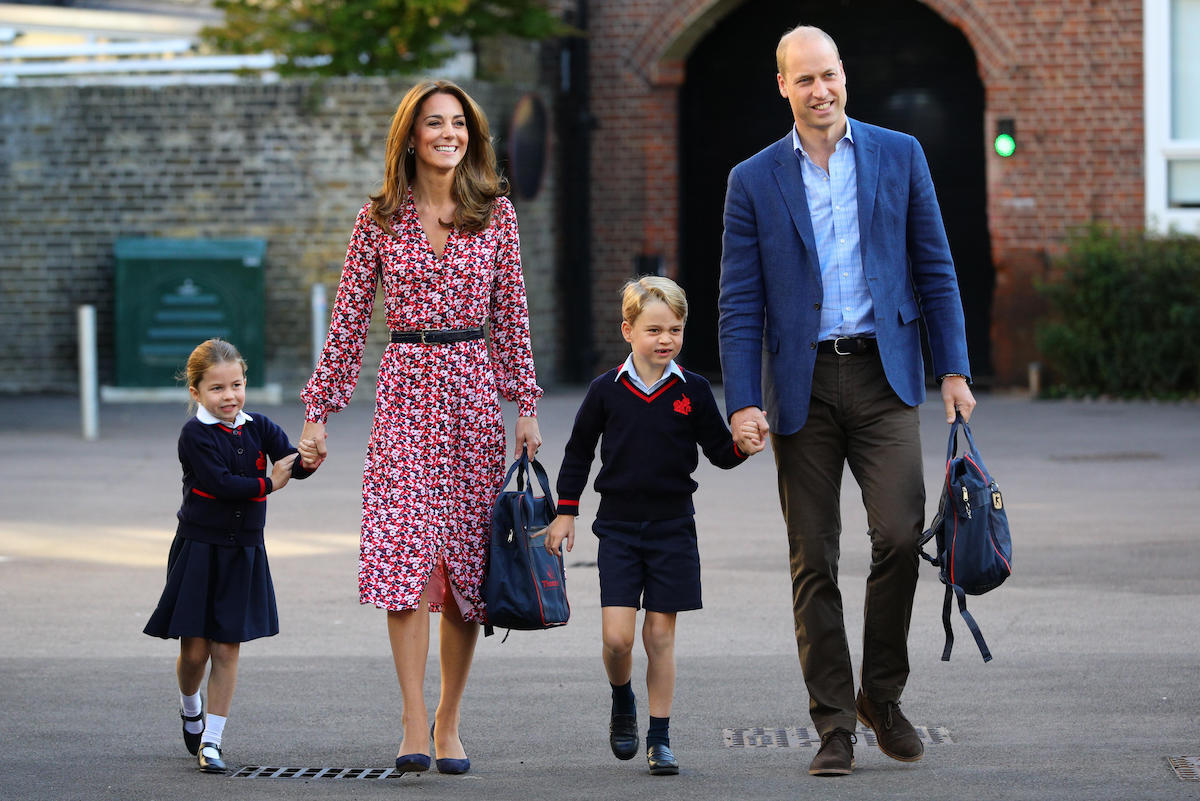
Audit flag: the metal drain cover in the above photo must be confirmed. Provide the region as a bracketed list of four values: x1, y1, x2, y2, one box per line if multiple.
[1169, 756, 1200, 781]
[230, 766, 404, 779]
[723, 725, 952, 749]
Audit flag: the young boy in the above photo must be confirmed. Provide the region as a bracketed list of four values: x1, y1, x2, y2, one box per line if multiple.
[545, 276, 764, 775]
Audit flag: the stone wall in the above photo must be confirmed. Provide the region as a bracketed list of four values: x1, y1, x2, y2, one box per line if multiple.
[0, 76, 561, 395]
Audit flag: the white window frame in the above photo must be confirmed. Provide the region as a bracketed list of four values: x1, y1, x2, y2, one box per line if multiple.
[1145, 0, 1200, 233]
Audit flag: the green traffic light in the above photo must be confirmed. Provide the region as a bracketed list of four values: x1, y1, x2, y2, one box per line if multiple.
[994, 133, 1016, 158]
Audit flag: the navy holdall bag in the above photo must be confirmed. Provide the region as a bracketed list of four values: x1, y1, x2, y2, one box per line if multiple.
[919, 413, 1012, 662]
[482, 450, 569, 637]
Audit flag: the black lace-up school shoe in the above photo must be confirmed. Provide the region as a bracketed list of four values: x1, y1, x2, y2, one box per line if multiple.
[609, 712, 639, 760]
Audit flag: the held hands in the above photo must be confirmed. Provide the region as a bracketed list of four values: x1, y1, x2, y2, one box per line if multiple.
[271, 453, 298, 492]
[298, 420, 328, 468]
[731, 406, 770, 455]
[737, 420, 767, 455]
[940, 376, 977, 423]
[296, 438, 321, 470]
[544, 514, 575, 556]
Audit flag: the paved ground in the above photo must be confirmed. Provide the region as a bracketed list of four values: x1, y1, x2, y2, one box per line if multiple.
[2, 387, 1199, 801]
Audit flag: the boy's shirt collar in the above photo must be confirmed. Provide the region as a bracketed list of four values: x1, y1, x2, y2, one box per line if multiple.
[196, 406, 253, 428]
[616, 354, 685, 395]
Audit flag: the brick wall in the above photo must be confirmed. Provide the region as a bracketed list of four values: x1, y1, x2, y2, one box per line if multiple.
[0, 77, 561, 395]
[584, 0, 1145, 384]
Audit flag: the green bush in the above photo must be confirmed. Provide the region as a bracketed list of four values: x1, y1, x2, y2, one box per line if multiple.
[1037, 225, 1200, 398]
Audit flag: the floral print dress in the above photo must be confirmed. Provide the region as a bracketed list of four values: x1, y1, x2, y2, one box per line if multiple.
[302, 193, 541, 621]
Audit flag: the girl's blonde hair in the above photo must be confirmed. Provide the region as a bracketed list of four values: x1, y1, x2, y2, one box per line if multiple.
[180, 338, 246, 412]
[621, 275, 689, 324]
[369, 79, 508, 237]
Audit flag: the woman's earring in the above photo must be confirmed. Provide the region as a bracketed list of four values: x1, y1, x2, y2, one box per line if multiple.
[407, 146, 414, 154]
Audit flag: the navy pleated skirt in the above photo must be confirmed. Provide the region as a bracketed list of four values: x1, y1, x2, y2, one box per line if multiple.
[143, 534, 279, 643]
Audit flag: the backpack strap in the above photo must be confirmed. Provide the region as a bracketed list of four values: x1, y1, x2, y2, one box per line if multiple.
[942, 583, 993, 663]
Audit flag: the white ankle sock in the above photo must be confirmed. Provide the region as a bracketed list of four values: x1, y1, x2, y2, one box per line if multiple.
[203, 714, 227, 747]
[181, 692, 204, 733]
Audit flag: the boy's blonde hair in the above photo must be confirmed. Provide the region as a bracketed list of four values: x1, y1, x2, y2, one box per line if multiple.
[621, 276, 688, 324]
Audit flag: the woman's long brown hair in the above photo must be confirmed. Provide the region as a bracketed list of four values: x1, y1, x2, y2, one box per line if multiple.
[369, 80, 508, 236]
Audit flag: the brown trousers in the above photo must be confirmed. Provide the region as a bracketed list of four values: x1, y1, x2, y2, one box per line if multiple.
[770, 349, 925, 735]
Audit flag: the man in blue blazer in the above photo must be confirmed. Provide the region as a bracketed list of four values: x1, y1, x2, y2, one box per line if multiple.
[718, 25, 977, 777]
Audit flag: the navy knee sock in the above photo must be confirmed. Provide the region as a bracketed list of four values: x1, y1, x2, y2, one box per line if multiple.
[611, 681, 636, 716]
[647, 716, 670, 748]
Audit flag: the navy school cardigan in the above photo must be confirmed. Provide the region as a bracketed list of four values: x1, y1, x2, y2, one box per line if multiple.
[554, 366, 747, 522]
[175, 413, 312, 546]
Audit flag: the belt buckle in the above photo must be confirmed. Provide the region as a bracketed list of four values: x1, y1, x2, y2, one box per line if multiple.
[833, 337, 852, 356]
[419, 330, 429, 345]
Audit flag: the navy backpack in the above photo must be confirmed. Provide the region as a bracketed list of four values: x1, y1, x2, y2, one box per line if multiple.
[919, 413, 1013, 662]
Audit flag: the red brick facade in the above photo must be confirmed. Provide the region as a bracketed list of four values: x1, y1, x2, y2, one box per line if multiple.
[585, 0, 1145, 385]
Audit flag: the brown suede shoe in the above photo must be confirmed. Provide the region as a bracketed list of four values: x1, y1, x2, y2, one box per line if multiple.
[808, 728, 855, 776]
[855, 690, 924, 762]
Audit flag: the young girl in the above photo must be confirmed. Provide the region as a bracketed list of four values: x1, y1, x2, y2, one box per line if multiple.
[143, 338, 313, 774]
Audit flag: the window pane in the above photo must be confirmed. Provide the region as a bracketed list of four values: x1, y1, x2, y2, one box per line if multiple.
[1169, 160, 1200, 207]
[1173, 0, 1200, 139]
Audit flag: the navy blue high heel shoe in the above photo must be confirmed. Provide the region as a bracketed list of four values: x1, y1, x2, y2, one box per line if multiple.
[394, 753, 431, 773]
[431, 722, 470, 774]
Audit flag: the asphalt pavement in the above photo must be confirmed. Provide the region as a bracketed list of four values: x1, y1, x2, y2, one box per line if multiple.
[1, 387, 1198, 801]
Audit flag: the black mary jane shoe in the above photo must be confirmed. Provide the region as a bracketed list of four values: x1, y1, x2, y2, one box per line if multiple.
[609, 712, 639, 761]
[180, 700, 205, 755]
[197, 742, 227, 774]
[647, 744, 679, 775]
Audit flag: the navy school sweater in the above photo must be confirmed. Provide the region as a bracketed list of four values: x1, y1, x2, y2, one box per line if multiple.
[176, 413, 312, 546]
[554, 366, 747, 522]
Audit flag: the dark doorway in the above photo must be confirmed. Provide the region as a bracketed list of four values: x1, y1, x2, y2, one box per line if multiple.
[679, 0, 993, 380]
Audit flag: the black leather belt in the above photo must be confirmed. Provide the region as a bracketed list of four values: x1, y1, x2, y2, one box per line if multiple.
[390, 327, 484, 345]
[817, 336, 876, 355]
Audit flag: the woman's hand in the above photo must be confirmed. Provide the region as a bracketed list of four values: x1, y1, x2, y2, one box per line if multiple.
[299, 420, 328, 468]
[514, 415, 542, 458]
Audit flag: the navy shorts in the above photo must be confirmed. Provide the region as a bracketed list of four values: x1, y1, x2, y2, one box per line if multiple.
[593, 516, 701, 613]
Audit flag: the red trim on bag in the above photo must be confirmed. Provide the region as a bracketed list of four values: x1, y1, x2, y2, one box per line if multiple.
[963, 452, 990, 483]
[191, 488, 216, 499]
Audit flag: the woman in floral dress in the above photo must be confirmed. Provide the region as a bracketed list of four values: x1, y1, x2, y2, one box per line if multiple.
[298, 80, 542, 773]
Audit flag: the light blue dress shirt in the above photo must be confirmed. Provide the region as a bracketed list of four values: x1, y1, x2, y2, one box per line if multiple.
[791, 123, 874, 340]
[616, 354, 686, 394]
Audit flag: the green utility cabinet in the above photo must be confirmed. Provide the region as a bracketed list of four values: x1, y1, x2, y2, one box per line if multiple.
[113, 238, 266, 387]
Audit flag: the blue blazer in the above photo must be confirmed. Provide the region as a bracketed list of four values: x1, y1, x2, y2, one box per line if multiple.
[718, 120, 971, 436]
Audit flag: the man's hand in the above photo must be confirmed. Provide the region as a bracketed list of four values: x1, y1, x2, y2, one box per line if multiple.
[731, 406, 770, 453]
[941, 376, 976, 423]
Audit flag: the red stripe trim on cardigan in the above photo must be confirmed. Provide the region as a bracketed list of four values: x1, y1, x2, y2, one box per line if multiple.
[191, 488, 216, 499]
[619, 375, 679, 403]
[558, 499, 579, 508]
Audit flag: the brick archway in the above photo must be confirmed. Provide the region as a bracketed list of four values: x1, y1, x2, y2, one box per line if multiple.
[583, 0, 1144, 382]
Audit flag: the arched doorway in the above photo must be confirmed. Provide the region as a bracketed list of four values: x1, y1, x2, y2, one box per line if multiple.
[679, 0, 993, 379]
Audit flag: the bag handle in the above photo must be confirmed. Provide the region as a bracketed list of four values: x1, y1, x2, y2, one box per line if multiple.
[946, 412, 991, 482]
[512, 446, 555, 504]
